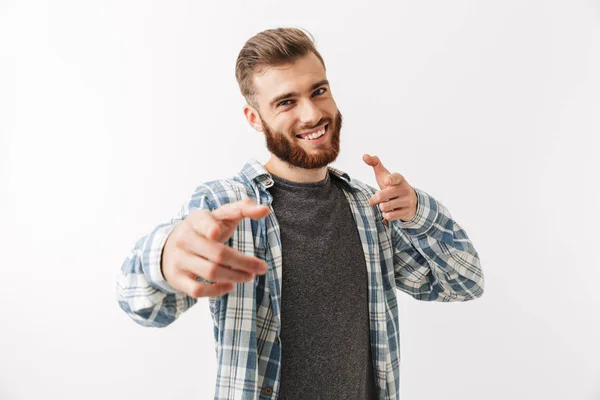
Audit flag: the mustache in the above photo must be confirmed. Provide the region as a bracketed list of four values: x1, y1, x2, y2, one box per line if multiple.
[295, 118, 330, 133]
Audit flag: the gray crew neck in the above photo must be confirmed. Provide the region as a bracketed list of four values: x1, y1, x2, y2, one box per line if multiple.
[270, 171, 331, 189]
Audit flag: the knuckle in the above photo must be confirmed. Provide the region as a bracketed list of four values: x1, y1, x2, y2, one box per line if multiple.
[212, 247, 227, 264]
[208, 221, 222, 238]
[204, 264, 219, 281]
[174, 227, 194, 248]
[189, 284, 204, 298]
[169, 227, 183, 244]
[174, 233, 189, 249]
[206, 219, 218, 231]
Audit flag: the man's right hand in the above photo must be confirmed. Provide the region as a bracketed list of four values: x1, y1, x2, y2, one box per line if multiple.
[161, 199, 271, 298]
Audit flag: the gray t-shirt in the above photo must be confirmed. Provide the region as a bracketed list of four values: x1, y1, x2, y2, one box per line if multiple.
[269, 171, 378, 400]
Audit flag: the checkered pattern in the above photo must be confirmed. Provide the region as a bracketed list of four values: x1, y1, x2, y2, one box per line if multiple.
[117, 159, 484, 399]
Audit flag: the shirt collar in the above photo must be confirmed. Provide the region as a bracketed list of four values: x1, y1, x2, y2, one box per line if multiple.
[240, 159, 353, 189]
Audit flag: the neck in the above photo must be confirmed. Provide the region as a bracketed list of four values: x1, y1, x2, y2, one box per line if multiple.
[264, 156, 328, 183]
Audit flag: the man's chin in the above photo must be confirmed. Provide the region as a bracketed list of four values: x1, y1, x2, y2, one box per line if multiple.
[262, 115, 341, 169]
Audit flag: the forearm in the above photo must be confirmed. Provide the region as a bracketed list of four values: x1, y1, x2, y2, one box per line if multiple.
[116, 221, 197, 327]
[393, 188, 484, 301]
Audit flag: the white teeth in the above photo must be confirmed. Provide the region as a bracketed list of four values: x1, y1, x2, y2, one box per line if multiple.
[302, 127, 326, 140]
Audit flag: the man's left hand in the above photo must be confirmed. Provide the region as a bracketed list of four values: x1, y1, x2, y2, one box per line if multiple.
[363, 154, 418, 223]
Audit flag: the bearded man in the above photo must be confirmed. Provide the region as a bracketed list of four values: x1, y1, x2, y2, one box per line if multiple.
[117, 27, 484, 400]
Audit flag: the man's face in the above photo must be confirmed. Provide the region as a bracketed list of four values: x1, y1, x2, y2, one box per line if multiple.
[248, 52, 342, 169]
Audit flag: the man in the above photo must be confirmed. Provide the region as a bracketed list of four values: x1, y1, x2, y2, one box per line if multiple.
[117, 27, 484, 400]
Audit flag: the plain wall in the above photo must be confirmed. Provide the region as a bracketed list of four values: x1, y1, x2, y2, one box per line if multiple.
[1, 0, 599, 399]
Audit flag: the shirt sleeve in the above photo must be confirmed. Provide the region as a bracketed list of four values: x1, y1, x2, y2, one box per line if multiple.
[391, 187, 485, 302]
[116, 191, 213, 327]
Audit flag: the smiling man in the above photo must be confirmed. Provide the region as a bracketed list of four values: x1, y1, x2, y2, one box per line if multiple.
[117, 28, 484, 400]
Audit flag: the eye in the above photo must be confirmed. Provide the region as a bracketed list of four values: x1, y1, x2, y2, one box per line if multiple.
[278, 99, 293, 107]
[312, 87, 327, 96]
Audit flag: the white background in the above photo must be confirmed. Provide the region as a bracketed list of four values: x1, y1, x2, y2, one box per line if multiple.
[1, 0, 599, 399]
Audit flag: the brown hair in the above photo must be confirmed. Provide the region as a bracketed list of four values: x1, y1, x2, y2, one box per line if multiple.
[235, 27, 326, 108]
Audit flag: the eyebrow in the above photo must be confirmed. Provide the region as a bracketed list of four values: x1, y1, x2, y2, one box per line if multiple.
[269, 79, 330, 108]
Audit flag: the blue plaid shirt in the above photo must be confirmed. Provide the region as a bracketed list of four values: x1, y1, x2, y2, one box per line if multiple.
[117, 159, 484, 400]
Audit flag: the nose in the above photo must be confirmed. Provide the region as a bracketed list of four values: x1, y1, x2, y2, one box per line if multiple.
[298, 98, 322, 128]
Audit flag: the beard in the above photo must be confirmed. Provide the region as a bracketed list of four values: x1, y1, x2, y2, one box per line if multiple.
[260, 111, 343, 169]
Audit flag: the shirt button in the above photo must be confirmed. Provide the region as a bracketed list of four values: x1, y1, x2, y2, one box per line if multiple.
[275, 337, 280, 344]
[382, 219, 389, 227]
[264, 387, 273, 395]
[260, 246, 266, 252]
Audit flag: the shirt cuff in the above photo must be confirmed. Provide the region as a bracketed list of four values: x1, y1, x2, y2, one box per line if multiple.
[141, 222, 181, 294]
[398, 187, 439, 236]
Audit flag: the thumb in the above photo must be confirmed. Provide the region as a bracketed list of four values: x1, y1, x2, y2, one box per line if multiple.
[206, 199, 270, 242]
[363, 154, 391, 186]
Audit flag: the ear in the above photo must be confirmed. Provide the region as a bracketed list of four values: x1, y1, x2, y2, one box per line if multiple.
[243, 104, 263, 132]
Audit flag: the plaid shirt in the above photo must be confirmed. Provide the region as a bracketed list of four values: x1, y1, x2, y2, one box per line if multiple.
[117, 159, 484, 400]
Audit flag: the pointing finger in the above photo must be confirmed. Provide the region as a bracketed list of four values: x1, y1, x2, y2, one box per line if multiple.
[362, 154, 388, 175]
[363, 154, 390, 175]
[363, 154, 393, 189]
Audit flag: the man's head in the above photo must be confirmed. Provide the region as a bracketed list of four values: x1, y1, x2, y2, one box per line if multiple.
[236, 28, 342, 169]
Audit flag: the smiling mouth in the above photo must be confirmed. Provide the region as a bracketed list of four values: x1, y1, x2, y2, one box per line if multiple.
[295, 124, 328, 141]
